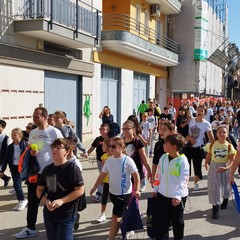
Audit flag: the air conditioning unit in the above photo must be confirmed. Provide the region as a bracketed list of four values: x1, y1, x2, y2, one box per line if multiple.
[151, 4, 161, 17]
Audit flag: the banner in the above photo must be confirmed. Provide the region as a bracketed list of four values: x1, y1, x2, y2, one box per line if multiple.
[194, 0, 208, 61]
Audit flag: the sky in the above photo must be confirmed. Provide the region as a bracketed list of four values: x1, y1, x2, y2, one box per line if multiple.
[226, 0, 240, 47]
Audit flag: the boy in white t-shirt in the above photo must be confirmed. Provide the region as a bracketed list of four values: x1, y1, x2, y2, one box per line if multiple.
[140, 112, 152, 157]
[147, 109, 157, 157]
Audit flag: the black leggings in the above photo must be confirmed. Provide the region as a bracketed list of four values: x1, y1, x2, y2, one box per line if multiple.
[101, 182, 109, 205]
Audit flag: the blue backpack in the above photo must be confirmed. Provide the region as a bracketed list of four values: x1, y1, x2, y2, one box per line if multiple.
[109, 122, 120, 137]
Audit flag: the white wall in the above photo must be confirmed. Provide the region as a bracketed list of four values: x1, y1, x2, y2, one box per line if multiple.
[0, 65, 44, 135]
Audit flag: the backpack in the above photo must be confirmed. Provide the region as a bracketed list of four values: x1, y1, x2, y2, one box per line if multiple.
[109, 122, 120, 137]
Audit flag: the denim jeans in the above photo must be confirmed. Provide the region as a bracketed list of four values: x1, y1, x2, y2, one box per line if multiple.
[10, 165, 25, 201]
[44, 212, 76, 240]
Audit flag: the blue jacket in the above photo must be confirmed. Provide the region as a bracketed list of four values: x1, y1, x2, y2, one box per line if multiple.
[1, 140, 27, 172]
[19, 149, 40, 182]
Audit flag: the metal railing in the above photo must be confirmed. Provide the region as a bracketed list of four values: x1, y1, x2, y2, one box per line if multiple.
[103, 13, 180, 54]
[14, 0, 101, 40]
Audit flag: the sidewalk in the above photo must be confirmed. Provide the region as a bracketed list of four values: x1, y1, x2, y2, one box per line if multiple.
[1, 157, 240, 239]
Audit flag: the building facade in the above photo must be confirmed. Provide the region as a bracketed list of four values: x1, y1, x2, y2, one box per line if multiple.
[0, 0, 182, 140]
[0, 0, 101, 141]
[170, 0, 227, 100]
[93, 0, 181, 124]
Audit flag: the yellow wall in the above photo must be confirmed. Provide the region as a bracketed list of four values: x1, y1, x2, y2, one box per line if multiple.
[103, 0, 130, 15]
[103, 0, 166, 43]
[93, 50, 168, 77]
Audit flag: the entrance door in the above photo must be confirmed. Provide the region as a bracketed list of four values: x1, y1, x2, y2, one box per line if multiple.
[133, 72, 149, 115]
[101, 65, 120, 123]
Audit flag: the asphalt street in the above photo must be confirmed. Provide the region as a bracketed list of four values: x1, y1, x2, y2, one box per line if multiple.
[1, 155, 240, 240]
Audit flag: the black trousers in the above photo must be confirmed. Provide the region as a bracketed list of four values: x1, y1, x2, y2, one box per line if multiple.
[154, 193, 186, 240]
[184, 146, 204, 179]
[26, 177, 40, 230]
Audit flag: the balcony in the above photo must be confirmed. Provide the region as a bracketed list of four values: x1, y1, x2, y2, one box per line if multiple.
[102, 14, 179, 67]
[145, 0, 181, 14]
[13, 0, 101, 49]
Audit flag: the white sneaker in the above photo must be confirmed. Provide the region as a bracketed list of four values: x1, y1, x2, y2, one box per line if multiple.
[9, 189, 16, 195]
[15, 227, 38, 239]
[13, 199, 28, 211]
[140, 186, 146, 192]
[194, 183, 199, 191]
[97, 213, 106, 223]
[93, 192, 101, 202]
[126, 230, 135, 239]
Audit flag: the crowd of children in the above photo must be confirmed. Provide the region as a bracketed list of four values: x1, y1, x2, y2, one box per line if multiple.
[2, 99, 240, 239]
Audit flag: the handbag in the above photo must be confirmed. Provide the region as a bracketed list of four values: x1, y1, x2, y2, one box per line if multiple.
[120, 196, 143, 239]
[77, 191, 87, 212]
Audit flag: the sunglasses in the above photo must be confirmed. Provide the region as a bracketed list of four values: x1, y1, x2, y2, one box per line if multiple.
[109, 144, 117, 149]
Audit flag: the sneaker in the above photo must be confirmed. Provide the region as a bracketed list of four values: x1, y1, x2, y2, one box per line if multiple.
[74, 213, 80, 231]
[93, 192, 101, 202]
[97, 213, 106, 223]
[194, 183, 199, 191]
[140, 186, 146, 192]
[13, 199, 28, 211]
[126, 230, 135, 239]
[4, 176, 11, 187]
[9, 189, 16, 195]
[15, 227, 38, 239]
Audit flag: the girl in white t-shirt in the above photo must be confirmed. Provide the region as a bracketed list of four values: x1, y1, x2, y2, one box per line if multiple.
[90, 137, 140, 240]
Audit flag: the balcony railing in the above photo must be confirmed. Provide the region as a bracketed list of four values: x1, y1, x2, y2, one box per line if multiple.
[14, 0, 101, 40]
[103, 13, 180, 54]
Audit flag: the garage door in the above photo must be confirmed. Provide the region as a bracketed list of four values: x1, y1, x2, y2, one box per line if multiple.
[44, 71, 81, 134]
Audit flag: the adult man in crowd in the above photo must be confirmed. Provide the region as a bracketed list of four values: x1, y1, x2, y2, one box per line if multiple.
[15, 107, 63, 239]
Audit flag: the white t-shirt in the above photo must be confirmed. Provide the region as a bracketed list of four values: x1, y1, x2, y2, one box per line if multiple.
[13, 144, 21, 165]
[189, 106, 196, 117]
[169, 107, 176, 118]
[204, 108, 214, 123]
[140, 121, 151, 140]
[211, 120, 222, 130]
[147, 115, 156, 130]
[28, 125, 63, 173]
[188, 118, 211, 147]
[102, 155, 138, 195]
[69, 156, 83, 172]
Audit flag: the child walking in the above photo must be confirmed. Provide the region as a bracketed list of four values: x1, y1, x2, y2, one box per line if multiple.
[0, 128, 28, 211]
[85, 123, 110, 201]
[96, 138, 112, 223]
[153, 134, 189, 240]
[205, 124, 235, 219]
[90, 137, 140, 240]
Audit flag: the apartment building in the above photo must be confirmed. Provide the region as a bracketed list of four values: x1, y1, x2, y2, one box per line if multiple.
[93, 0, 181, 123]
[170, 0, 227, 100]
[0, 0, 101, 141]
[0, 0, 182, 140]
